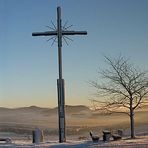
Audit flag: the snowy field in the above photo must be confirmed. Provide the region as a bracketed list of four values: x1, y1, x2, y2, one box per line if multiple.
[0, 125, 148, 147]
[0, 136, 148, 148]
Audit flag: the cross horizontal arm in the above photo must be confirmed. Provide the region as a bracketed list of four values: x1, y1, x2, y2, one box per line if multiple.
[62, 31, 87, 35]
[32, 31, 57, 36]
[32, 31, 87, 36]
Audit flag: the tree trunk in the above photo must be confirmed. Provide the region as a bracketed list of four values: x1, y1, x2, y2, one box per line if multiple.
[130, 96, 135, 138]
[130, 109, 135, 138]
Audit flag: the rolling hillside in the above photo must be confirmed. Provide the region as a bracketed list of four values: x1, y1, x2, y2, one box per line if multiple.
[0, 105, 147, 136]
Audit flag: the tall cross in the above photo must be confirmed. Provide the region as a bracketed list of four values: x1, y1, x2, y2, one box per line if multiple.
[32, 7, 87, 143]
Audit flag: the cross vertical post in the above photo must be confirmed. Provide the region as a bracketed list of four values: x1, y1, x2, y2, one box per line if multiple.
[57, 7, 62, 79]
[57, 7, 66, 142]
[32, 6, 87, 143]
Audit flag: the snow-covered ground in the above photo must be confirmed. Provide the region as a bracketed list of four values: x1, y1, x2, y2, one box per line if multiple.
[0, 126, 148, 147]
[0, 136, 148, 148]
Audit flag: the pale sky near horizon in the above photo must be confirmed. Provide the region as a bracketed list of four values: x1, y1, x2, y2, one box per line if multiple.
[0, 0, 148, 108]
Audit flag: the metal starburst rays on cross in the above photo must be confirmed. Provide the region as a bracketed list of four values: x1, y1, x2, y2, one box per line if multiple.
[46, 20, 73, 46]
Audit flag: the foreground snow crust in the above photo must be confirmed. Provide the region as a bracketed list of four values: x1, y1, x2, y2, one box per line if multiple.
[0, 136, 148, 148]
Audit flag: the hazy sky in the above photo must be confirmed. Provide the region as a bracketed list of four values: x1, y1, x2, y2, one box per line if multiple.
[0, 0, 148, 108]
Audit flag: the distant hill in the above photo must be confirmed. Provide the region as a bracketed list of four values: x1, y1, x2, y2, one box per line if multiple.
[1, 104, 147, 115]
[0, 105, 147, 133]
[42, 105, 91, 115]
[65, 105, 90, 113]
[0, 107, 12, 112]
[14, 106, 48, 112]
[136, 104, 148, 112]
[0, 105, 91, 114]
[0, 106, 48, 114]
[0, 105, 92, 128]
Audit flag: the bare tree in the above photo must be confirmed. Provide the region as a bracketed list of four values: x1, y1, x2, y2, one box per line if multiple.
[90, 55, 148, 138]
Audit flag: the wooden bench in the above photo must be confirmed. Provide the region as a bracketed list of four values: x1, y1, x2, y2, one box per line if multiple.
[112, 134, 122, 141]
[0, 138, 12, 144]
[90, 131, 99, 142]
